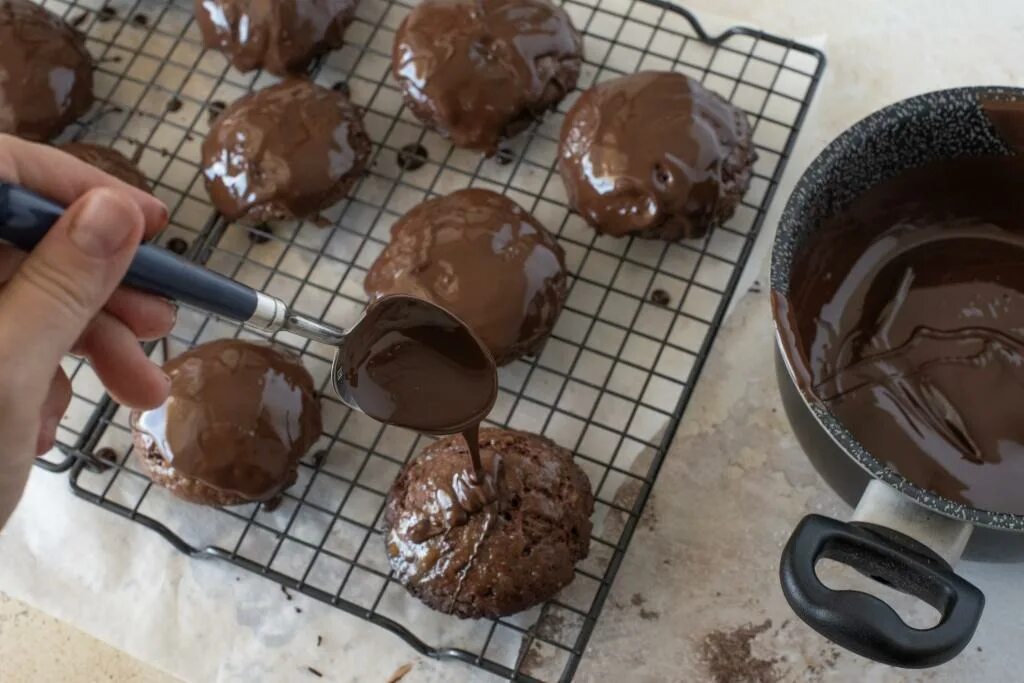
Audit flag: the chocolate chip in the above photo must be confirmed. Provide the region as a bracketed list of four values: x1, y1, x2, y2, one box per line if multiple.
[166, 97, 182, 113]
[97, 5, 116, 22]
[312, 450, 327, 468]
[397, 143, 428, 171]
[650, 288, 671, 306]
[207, 100, 226, 124]
[331, 81, 350, 96]
[494, 148, 516, 166]
[132, 13, 148, 27]
[248, 225, 273, 244]
[166, 237, 189, 255]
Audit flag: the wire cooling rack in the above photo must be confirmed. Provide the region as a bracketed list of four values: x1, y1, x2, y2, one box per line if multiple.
[36, 0, 824, 679]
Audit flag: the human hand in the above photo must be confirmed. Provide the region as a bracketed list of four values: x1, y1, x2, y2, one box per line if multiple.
[0, 135, 176, 527]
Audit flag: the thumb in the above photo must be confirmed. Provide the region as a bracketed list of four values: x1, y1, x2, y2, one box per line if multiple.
[0, 188, 145, 381]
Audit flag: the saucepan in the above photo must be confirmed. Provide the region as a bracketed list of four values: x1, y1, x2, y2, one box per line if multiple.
[771, 86, 1024, 668]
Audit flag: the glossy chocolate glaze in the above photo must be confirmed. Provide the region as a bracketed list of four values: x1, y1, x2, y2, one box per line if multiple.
[780, 156, 1024, 515]
[0, 0, 94, 141]
[341, 295, 497, 436]
[384, 428, 593, 618]
[195, 0, 357, 76]
[201, 78, 370, 223]
[559, 71, 755, 241]
[60, 142, 151, 192]
[132, 339, 322, 504]
[392, 0, 582, 154]
[364, 188, 568, 365]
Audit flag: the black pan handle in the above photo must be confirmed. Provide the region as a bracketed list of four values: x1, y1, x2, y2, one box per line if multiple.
[780, 514, 984, 668]
[0, 182, 260, 322]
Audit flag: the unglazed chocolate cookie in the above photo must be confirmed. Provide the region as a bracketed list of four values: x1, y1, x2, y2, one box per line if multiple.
[364, 188, 568, 365]
[201, 79, 370, 222]
[0, 0, 94, 141]
[60, 142, 151, 192]
[392, 0, 582, 154]
[195, 0, 358, 76]
[385, 428, 593, 618]
[131, 339, 322, 507]
[559, 71, 756, 241]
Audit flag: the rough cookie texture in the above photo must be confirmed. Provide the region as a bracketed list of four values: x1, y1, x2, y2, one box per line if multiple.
[60, 142, 151, 192]
[385, 428, 593, 619]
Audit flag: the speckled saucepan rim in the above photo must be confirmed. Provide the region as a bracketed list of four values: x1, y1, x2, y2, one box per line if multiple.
[771, 85, 1024, 532]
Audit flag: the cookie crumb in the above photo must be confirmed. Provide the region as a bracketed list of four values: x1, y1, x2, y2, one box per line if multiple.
[494, 148, 516, 166]
[248, 225, 273, 244]
[397, 143, 428, 171]
[281, 585, 292, 601]
[166, 237, 189, 255]
[295, 606, 302, 614]
[97, 5, 116, 22]
[316, 635, 323, 647]
[208, 100, 227, 124]
[650, 288, 671, 306]
[386, 663, 413, 683]
[307, 667, 323, 678]
[700, 620, 778, 683]
[331, 81, 350, 96]
[132, 13, 148, 27]
[166, 97, 183, 113]
[92, 447, 119, 472]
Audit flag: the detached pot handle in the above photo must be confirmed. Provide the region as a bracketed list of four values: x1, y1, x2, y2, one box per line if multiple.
[780, 514, 984, 668]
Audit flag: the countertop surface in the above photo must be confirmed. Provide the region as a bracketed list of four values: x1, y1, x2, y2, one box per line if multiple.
[3, 1, 1024, 682]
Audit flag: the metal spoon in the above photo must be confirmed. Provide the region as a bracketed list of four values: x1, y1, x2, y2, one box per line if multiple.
[0, 182, 497, 434]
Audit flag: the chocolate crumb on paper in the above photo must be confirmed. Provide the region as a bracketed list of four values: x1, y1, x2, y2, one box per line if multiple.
[307, 667, 323, 678]
[700, 620, 778, 683]
[386, 663, 413, 683]
[207, 100, 227, 124]
[316, 635, 323, 647]
[281, 585, 292, 601]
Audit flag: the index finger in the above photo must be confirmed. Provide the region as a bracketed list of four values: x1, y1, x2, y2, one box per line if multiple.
[0, 134, 168, 239]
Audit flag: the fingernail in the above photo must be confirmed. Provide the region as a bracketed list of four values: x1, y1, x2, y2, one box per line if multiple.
[166, 300, 178, 326]
[68, 189, 140, 257]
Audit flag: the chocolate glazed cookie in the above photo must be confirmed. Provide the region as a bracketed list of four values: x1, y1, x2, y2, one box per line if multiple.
[385, 428, 593, 619]
[0, 0, 94, 141]
[559, 71, 756, 241]
[202, 79, 370, 223]
[131, 340, 322, 507]
[392, 0, 583, 155]
[60, 142, 151, 192]
[195, 0, 359, 76]
[364, 188, 568, 366]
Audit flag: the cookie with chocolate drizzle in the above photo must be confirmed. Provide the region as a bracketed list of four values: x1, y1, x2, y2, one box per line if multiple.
[384, 427, 593, 619]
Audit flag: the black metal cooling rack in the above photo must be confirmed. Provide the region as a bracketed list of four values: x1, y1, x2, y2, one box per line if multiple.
[35, 0, 824, 679]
